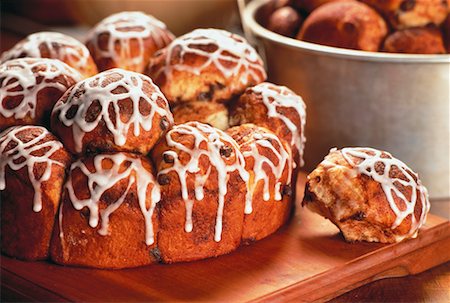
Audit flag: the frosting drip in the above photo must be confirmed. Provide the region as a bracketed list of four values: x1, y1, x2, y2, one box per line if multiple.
[243, 131, 292, 214]
[153, 28, 266, 86]
[87, 11, 174, 71]
[1, 32, 92, 73]
[340, 147, 430, 237]
[53, 68, 173, 153]
[249, 82, 307, 167]
[0, 126, 66, 212]
[0, 58, 82, 120]
[158, 122, 249, 242]
[61, 153, 161, 245]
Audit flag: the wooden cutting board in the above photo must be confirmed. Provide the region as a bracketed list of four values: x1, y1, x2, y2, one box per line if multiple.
[2, 173, 449, 302]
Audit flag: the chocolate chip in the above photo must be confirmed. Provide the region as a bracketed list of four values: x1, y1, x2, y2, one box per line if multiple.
[220, 145, 233, 158]
[314, 176, 321, 183]
[282, 185, 292, 196]
[150, 247, 162, 262]
[400, 0, 415, 11]
[80, 207, 90, 219]
[158, 174, 170, 185]
[350, 211, 366, 221]
[163, 153, 174, 163]
[197, 90, 213, 101]
[65, 104, 79, 119]
[160, 117, 170, 131]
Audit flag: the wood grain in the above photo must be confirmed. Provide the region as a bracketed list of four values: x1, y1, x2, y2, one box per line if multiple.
[1, 173, 449, 302]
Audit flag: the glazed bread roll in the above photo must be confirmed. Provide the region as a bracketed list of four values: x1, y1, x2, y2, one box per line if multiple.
[383, 27, 446, 54]
[0, 126, 71, 260]
[172, 101, 230, 130]
[0, 58, 82, 131]
[146, 28, 266, 105]
[230, 82, 306, 167]
[51, 68, 173, 155]
[1, 32, 98, 78]
[361, 0, 449, 30]
[151, 122, 248, 263]
[297, 1, 388, 51]
[303, 147, 430, 243]
[227, 124, 294, 242]
[86, 11, 174, 73]
[50, 153, 161, 269]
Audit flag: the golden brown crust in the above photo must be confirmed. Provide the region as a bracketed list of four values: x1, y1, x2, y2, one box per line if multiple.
[86, 12, 174, 73]
[172, 101, 229, 130]
[383, 26, 446, 54]
[297, 1, 388, 51]
[0, 58, 82, 131]
[0, 126, 71, 260]
[146, 29, 266, 106]
[361, 0, 449, 30]
[151, 122, 247, 263]
[302, 148, 429, 243]
[50, 152, 160, 269]
[50, 69, 173, 155]
[227, 124, 294, 242]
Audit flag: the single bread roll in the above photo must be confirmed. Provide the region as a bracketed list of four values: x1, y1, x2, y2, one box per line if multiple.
[0, 126, 71, 260]
[86, 11, 174, 73]
[267, 6, 303, 37]
[51, 68, 173, 155]
[383, 27, 446, 54]
[50, 153, 161, 269]
[1, 32, 98, 78]
[172, 101, 229, 130]
[303, 147, 430, 243]
[297, 1, 388, 51]
[151, 122, 248, 263]
[146, 28, 266, 105]
[227, 124, 294, 242]
[0, 58, 82, 131]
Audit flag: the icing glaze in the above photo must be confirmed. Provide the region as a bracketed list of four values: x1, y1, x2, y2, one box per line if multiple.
[87, 11, 174, 72]
[242, 130, 293, 214]
[0, 126, 66, 212]
[61, 153, 161, 245]
[339, 147, 430, 238]
[158, 122, 249, 242]
[249, 82, 307, 167]
[53, 68, 173, 153]
[151, 28, 266, 87]
[0, 58, 82, 120]
[1, 32, 92, 74]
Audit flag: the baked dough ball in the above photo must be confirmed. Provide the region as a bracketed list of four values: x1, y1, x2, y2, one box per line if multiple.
[86, 11, 174, 73]
[293, 0, 348, 13]
[227, 124, 294, 242]
[146, 28, 266, 105]
[0, 126, 71, 260]
[51, 68, 173, 155]
[361, 0, 449, 30]
[267, 6, 303, 37]
[151, 122, 248, 263]
[230, 82, 306, 167]
[50, 152, 161, 268]
[172, 101, 229, 130]
[1, 32, 98, 78]
[303, 147, 430, 243]
[0, 58, 82, 131]
[383, 27, 446, 54]
[297, 1, 388, 51]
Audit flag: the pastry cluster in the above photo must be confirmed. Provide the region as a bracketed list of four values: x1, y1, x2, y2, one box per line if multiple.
[0, 12, 306, 268]
[263, 0, 450, 54]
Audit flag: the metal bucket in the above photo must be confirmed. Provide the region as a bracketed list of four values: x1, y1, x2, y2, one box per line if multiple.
[241, 0, 450, 198]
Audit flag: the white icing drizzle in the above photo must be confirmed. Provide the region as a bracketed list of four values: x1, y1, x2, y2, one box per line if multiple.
[152, 28, 266, 86]
[53, 68, 173, 153]
[1, 32, 92, 74]
[0, 58, 82, 120]
[158, 122, 249, 242]
[340, 147, 430, 237]
[61, 153, 161, 245]
[87, 11, 174, 72]
[243, 131, 293, 214]
[0, 125, 66, 212]
[249, 82, 307, 167]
